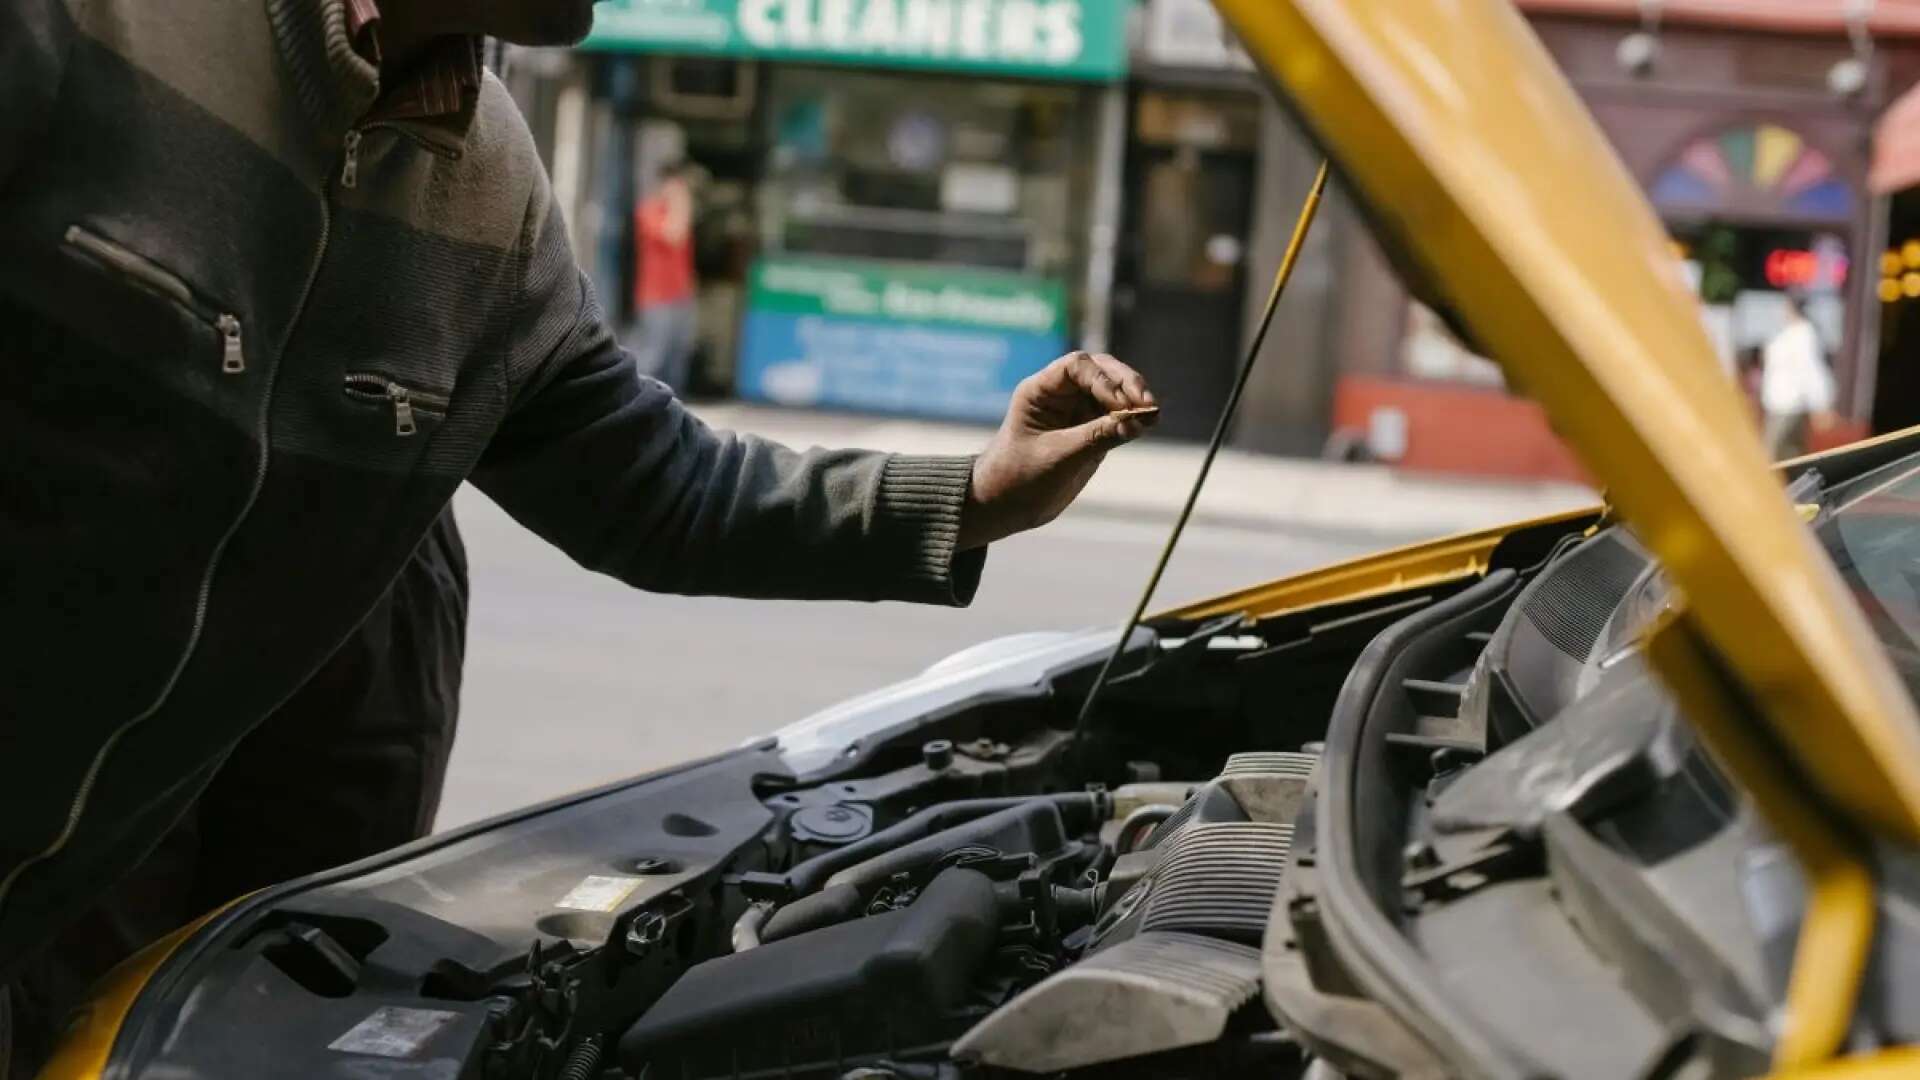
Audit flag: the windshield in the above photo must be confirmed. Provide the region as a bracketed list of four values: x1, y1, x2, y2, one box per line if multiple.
[1818, 456, 1920, 697]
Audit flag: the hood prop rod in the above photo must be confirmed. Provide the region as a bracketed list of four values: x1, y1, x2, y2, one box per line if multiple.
[1073, 161, 1330, 738]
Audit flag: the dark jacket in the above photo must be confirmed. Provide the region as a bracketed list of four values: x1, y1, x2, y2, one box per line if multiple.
[0, 0, 982, 974]
[3, 509, 471, 1077]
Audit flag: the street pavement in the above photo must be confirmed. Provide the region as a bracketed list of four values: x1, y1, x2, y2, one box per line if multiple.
[435, 405, 1595, 828]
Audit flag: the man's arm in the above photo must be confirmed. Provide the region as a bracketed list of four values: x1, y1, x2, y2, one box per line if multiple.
[473, 274, 983, 604]
[476, 337, 988, 603]
[0, 0, 75, 186]
[472, 188, 1153, 604]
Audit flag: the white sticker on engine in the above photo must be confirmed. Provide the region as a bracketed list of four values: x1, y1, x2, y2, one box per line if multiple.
[328, 1006, 460, 1058]
[555, 874, 642, 912]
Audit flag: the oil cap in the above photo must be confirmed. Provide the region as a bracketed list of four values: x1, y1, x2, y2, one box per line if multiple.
[789, 802, 874, 846]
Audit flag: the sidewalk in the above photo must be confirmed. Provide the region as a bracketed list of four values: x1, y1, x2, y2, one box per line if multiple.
[692, 402, 1599, 543]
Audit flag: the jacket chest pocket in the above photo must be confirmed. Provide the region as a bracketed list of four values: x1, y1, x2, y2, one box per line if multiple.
[343, 372, 451, 437]
[62, 224, 247, 375]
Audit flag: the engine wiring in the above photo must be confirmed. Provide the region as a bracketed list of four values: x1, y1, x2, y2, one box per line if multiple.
[1073, 161, 1331, 737]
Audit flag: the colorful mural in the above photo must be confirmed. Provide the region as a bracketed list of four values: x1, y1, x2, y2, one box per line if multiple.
[1651, 123, 1856, 219]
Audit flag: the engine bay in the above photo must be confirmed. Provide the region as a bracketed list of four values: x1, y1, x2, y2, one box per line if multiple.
[99, 505, 1920, 1079]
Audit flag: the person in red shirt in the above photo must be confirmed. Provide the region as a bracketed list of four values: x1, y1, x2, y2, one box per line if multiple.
[632, 161, 699, 391]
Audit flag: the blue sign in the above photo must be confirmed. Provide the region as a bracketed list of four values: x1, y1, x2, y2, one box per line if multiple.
[737, 256, 1070, 422]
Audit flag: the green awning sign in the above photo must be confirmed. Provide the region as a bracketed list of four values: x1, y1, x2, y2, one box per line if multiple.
[583, 0, 1131, 81]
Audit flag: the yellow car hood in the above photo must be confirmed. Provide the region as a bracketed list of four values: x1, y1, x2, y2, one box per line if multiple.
[1212, 0, 1920, 844]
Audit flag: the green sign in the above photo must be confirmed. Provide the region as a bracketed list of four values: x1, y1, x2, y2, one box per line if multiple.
[584, 0, 1131, 81]
[748, 256, 1068, 334]
[738, 255, 1070, 421]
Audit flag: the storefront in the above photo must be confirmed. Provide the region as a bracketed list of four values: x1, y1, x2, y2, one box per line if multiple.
[1320, 2, 1920, 480]
[566, 0, 1131, 422]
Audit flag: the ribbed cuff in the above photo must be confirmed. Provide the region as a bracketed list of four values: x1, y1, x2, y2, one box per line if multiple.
[875, 454, 986, 607]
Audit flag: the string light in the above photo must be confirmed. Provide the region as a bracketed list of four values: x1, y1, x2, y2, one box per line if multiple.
[1879, 242, 1920, 303]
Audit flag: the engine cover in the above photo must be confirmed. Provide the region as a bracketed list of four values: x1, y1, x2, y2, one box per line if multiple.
[618, 869, 999, 1077]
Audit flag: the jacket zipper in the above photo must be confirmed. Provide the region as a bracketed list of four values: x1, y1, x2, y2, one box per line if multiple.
[343, 373, 450, 436]
[0, 146, 344, 919]
[63, 224, 246, 374]
[340, 129, 362, 188]
[340, 123, 462, 190]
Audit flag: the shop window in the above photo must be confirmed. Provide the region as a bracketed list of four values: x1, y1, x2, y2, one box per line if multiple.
[650, 58, 756, 120]
[761, 68, 1097, 276]
[1646, 123, 1855, 403]
[1673, 224, 1847, 372]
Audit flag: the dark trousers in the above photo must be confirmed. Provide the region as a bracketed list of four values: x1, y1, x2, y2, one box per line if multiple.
[2, 510, 468, 1077]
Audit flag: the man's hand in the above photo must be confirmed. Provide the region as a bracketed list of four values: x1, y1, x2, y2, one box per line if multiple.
[958, 352, 1158, 550]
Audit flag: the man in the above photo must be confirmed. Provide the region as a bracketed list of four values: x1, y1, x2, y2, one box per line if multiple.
[0, 0, 1157, 1056]
[2, 512, 471, 1073]
[631, 160, 700, 392]
[1760, 295, 1837, 459]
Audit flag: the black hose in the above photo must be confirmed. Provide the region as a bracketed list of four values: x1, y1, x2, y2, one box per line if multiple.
[558, 1036, 602, 1080]
[731, 901, 773, 952]
[742, 791, 1109, 949]
[822, 794, 1101, 895]
[783, 792, 1103, 897]
[760, 883, 863, 945]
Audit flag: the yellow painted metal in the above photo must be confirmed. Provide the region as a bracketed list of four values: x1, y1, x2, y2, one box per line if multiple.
[35, 905, 230, 1080]
[1770, 1047, 1920, 1080]
[1780, 420, 1920, 471]
[1645, 613, 1875, 1069]
[1210, 1, 1920, 847]
[1779, 859, 1880, 1067]
[1160, 506, 1597, 623]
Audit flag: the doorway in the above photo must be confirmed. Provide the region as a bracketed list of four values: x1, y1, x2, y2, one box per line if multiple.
[1112, 89, 1261, 441]
[1873, 192, 1920, 435]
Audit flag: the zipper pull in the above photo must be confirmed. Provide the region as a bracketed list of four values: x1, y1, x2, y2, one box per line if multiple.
[387, 383, 416, 436]
[341, 129, 362, 189]
[216, 314, 244, 374]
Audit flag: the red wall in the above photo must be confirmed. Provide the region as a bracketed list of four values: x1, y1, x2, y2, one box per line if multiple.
[1330, 375, 1870, 482]
[1329, 375, 1591, 483]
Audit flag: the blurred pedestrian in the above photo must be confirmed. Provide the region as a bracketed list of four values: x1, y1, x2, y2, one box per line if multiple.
[1760, 296, 1837, 459]
[632, 161, 699, 393]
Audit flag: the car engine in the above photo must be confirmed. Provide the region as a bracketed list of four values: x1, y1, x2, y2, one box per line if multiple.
[436, 516, 1569, 1080]
[101, 499, 1920, 1079]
